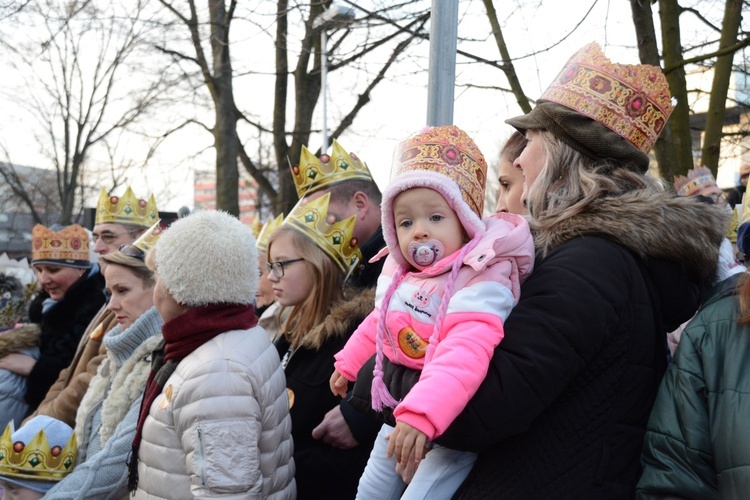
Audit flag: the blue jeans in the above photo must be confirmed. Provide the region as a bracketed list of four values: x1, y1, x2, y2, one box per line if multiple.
[356, 424, 477, 500]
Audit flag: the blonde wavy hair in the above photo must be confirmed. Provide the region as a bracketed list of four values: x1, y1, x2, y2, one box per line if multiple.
[267, 226, 345, 350]
[526, 129, 662, 255]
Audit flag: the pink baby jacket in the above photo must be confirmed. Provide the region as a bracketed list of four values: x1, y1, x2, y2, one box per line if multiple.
[334, 212, 534, 440]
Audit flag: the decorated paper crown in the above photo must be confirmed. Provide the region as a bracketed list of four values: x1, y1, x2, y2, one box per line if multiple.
[129, 220, 163, 256]
[282, 193, 362, 278]
[256, 214, 284, 254]
[290, 140, 374, 198]
[32, 224, 91, 268]
[95, 187, 159, 228]
[0, 417, 77, 482]
[251, 213, 263, 239]
[392, 125, 487, 217]
[540, 42, 674, 154]
[673, 166, 718, 197]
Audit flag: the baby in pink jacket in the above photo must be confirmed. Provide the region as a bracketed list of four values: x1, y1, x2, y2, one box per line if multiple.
[330, 125, 534, 499]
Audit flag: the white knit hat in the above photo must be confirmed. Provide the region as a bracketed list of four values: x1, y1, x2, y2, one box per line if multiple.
[154, 210, 258, 306]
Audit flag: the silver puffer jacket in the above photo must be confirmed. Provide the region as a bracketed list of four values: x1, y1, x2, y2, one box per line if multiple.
[134, 327, 295, 499]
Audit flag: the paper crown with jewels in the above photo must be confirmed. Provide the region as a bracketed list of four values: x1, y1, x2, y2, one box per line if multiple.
[0, 417, 77, 483]
[256, 214, 284, 254]
[539, 42, 674, 154]
[32, 224, 91, 269]
[673, 166, 718, 197]
[391, 125, 487, 218]
[130, 220, 163, 255]
[290, 140, 374, 198]
[95, 187, 159, 228]
[251, 213, 263, 239]
[282, 193, 362, 278]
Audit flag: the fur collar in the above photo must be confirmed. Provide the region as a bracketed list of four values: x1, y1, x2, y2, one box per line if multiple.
[76, 334, 162, 450]
[303, 286, 376, 349]
[0, 324, 41, 357]
[532, 189, 728, 281]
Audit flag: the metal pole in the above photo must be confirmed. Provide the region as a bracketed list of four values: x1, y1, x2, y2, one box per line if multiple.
[321, 29, 329, 153]
[426, 0, 459, 126]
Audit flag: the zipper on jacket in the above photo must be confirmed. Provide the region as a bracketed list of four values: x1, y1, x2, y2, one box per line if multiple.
[197, 423, 207, 486]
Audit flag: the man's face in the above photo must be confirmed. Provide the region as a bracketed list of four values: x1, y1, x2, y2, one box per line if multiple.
[304, 189, 369, 242]
[91, 223, 139, 255]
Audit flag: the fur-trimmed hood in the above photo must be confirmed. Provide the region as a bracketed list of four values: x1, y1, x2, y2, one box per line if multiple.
[0, 324, 40, 358]
[303, 286, 376, 350]
[532, 189, 728, 283]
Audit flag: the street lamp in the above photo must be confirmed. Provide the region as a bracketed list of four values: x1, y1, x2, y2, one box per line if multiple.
[313, 4, 356, 153]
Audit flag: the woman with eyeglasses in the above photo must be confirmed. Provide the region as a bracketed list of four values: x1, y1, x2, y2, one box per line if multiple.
[266, 193, 376, 499]
[42, 238, 163, 499]
[127, 210, 294, 499]
[0, 224, 105, 422]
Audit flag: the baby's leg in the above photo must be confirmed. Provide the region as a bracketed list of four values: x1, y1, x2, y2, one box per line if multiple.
[356, 424, 407, 500]
[400, 445, 477, 500]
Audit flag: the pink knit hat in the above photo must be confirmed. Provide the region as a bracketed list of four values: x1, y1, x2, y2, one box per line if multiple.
[382, 125, 488, 267]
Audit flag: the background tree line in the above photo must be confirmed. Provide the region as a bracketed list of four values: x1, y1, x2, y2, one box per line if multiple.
[0, 0, 748, 223]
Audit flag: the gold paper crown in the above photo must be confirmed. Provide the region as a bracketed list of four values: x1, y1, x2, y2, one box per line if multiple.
[32, 224, 90, 265]
[131, 220, 163, 255]
[673, 166, 717, 197]
[251, 213, 263, 239]
[393, 125, 488, 217]
[290, 140, 374, 198]
[256, 214, 284, 254]
[540, 42, 674, 154]
[95, 187, 159, 227]
[282, 193, 362, 278]
[0, 421, 77, 481]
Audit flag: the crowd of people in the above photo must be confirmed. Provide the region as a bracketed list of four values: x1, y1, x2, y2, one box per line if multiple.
[0, 40, 745, 499]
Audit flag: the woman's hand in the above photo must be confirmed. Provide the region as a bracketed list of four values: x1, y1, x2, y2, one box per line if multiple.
[386, 421, 430, 467]
[0, 353, 37, 376]
[329, 369, 349, 398]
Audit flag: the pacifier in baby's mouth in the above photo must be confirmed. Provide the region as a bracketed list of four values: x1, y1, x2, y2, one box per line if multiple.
[408, 239, 444, 267]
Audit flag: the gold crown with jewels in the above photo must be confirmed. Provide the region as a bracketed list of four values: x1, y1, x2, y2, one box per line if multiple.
[95, 187, 159, 227]
[130, 220, 164, 255]
[0, 419, 77, 482]
[282, 193, 362, 278]
[290, 140, 374, 198]
[256, 213, 284, 254]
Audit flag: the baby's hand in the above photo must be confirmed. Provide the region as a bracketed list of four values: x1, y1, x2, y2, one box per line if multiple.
[386, 421, 429, 466]
[329, 369, 349, 398]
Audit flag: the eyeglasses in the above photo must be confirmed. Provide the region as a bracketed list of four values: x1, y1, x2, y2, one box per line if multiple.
[119, 244, 146, 260]
[266, 258, 304, 279]
[92, 232, 126, 244]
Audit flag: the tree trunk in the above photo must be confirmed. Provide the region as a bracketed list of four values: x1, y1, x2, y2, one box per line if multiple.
[659, 0, 693, 178]
[210, 0, 240, 216]
[277, 0, 324, 214]
[630, 0, 679, 181]
[700, 0, 743, 176]
[272, 0, 291, 216]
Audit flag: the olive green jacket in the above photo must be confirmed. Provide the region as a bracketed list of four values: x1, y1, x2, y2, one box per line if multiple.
[638, 273, 750, 499]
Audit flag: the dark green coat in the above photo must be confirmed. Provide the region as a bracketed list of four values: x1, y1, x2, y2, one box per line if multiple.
[638, 273, 750, 498]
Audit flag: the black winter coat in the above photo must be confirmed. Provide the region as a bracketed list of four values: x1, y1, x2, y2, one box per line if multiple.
[25, 269, 106, 412]
[275, 289, 377, 500]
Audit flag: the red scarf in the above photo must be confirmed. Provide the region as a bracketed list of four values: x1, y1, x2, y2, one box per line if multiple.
[128, 303, 257, 492]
